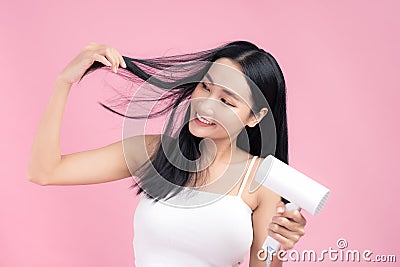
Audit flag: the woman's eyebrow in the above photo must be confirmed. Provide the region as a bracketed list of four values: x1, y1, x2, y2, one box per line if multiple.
[204, 73, 243, 103]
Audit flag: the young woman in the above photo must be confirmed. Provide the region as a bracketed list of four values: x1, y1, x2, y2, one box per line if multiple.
[27, 41, 307, 267]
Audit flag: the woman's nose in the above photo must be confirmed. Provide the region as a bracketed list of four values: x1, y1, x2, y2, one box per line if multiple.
[202, 108, 213, 116]
[198, 98, 218, 116]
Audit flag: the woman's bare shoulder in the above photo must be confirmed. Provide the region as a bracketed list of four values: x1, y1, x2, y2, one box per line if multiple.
[249, 156, 281, 209]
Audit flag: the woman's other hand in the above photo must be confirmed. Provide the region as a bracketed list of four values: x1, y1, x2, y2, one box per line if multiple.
[268, 201, 307, 250]
[58, 42, 127, 85]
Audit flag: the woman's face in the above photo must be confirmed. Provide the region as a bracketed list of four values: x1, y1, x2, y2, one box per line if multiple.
[189, 58, 260, 141]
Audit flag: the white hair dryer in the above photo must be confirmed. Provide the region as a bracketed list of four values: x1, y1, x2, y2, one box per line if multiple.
[252, 155, 330, 266]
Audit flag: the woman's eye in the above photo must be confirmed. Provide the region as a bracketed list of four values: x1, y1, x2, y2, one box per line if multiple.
[201, 82, 210, 91]
[222, 98, 234, 107]
[200, 82, 235, 107]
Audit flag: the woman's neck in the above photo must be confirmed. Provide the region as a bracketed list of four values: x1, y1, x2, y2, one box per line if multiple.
[199, 137, 249, 166]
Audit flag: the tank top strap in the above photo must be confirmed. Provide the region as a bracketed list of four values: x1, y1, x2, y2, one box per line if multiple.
[237, 156, 258, 197]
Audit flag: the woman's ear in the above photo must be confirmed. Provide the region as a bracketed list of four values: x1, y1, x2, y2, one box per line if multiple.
[247, 107, 268, 127]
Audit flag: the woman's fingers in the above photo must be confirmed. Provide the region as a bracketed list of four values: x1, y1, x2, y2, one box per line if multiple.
[104, 46, 126, 69]
[269, 202, 307, 250]
[119, 55, 127, 68]
[109, 47, 126, 71]
[59, 42, 126, 85]
[274, 201, 307, 228]
[271, 215, 297, 232]
[283, 209, 307, 226]
[275, 201, 286, 214]
[267, 227, 297, 250]
[93, 54, 112, 67]
[102, 47, 120, 73]
[92, 45, 125, 73]
[271, 214, 305, 235]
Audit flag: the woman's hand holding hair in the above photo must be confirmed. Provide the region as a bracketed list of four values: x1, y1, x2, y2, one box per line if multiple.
[268, 201, 307, 251]
[58, 42, 127, 85]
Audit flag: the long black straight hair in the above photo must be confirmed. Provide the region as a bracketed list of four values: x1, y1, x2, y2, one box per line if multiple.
[80, 40, 289, 203]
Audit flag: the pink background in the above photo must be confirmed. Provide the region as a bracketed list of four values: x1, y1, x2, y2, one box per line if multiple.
[1, 0, 399, 266]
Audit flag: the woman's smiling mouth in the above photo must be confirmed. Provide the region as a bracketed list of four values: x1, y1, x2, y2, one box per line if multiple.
[195, 112, 216, 126]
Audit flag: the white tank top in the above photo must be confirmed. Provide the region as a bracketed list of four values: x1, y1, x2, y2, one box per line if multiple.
[133, 156, 258, 267]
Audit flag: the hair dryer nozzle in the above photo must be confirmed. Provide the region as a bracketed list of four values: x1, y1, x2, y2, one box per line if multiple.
[253, 155, 330, 216]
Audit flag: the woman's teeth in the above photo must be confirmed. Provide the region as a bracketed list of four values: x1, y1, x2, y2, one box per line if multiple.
[196, 113, 215, 125]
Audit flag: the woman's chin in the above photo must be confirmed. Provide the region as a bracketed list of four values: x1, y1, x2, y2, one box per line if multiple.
[188, 122, 204, 138]
[189, 121, 212, 138]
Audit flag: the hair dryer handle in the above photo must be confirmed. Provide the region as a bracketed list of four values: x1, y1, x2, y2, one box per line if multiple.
[261, 202, 300, 265]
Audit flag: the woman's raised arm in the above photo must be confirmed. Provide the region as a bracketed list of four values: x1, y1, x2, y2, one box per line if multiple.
[28, 133, 160, 186]
[27, 42, 160, 185]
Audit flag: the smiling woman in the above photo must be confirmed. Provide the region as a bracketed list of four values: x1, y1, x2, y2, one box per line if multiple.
[27, 41, 307, 267]
[188, 57, 267, 150]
